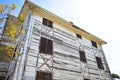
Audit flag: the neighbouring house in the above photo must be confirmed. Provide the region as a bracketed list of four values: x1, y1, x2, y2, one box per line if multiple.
[0, 1, 112, 80]
[0, 14, 23, 80]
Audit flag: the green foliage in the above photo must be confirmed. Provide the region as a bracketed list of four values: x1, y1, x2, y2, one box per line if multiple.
[0, 4, 17, 24]
[18, 13, 24, 22]
[112, 73, 120, 79]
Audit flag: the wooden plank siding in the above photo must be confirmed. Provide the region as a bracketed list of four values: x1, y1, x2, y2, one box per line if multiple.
[13, 14, 111, 80]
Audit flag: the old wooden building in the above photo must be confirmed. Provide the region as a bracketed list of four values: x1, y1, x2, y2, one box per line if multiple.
[1, 1, 112, 80]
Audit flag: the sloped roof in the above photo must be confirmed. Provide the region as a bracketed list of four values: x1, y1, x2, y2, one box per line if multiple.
[19, 0, 107, 45]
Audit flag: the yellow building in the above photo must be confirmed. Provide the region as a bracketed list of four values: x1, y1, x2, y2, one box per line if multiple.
[0, 15, 23, 79]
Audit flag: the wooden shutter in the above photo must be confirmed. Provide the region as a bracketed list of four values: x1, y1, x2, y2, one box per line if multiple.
[79, 50, 87, 62]
[47, 39, 53, 55]
[39, 37, 53, 55]
[36, 71, 52, 80]
[42, 18, 53, 28]
[43, 18, 47, 26]
[76, 34, 82, 39]
[96, 57, 104, 70]
[36, 71, 43, 80]
[84, 79, 90, 80]
[0, 76, 5, 80]
[44, 72, 52, 80]
[91, 40, 97, 48]
[39, 37, 47, 53]
[48, 21, 53, 28]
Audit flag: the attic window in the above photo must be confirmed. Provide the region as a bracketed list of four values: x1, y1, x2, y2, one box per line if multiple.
[76, 34, 82, 39]
[91, 40, 97, 48]
[42, 18, 53, 28]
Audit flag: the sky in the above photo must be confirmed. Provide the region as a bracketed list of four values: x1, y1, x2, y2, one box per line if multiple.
[0, 0, 120, 76]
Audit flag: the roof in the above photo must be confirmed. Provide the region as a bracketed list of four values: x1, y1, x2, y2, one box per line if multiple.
[19, 0, 107, 45]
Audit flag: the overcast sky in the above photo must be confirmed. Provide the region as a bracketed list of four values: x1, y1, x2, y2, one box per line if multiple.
[1, 0, 120, 76]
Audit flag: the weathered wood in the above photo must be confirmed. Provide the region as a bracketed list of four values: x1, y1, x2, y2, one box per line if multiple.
[12, 13, 112, 80]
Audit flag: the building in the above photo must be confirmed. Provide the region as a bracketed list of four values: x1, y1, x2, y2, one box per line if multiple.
[0, 1, 112, 80]
[0, 15, 22, 80]
[0, 27, 3, 38]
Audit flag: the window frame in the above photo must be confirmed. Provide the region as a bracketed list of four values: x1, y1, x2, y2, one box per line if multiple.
[39, 37, 53, 55]
[84, 79, 90, 80]
[91, 40, 97, 48]
[76, 33, 82, 39]
[42, 18, 53, 28]
[96, 56, 104, 70]
[36, 71, 52, 80]
[79, 50, 87, 63]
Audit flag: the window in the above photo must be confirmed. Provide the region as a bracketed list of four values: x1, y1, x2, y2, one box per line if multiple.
[79, 50, 87, 62]
[0, 76, 6, 80]
[76, 34, 82, 39]
[96, 57, 104, 70]
[39, 37, 53, 55]
[91, 40, 97, 48]
[84, 79, 90, 80]
[36, 71, 52, 80]
[42, 18, 53, 28]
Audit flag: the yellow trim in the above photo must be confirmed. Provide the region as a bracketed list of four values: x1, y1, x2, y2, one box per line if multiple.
[19, 1, 107, 45]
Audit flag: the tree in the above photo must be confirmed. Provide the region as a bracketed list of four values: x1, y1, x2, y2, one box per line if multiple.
[112, 73, 120, 79]
[0, 3, 25, 62]
[0, 4, 17, 24]
[0, 15, 25, 62]
[0, 3, 25, 80]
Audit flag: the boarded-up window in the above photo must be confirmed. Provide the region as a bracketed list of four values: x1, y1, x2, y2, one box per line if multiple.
[39, 37, 53, 55]
[42, 18, 53, 28]
[76, 34, 82, 39]
[96, 57, 104, 70]
[91, 40, 97, 48]
[79, 50, 87, 62]
[36, 71, 52, 80]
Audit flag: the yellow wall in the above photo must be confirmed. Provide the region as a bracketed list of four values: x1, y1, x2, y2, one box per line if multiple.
[20, 1, 106, 45]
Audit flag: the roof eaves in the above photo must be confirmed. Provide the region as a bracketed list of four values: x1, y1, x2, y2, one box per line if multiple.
[22, 0, 107, 45]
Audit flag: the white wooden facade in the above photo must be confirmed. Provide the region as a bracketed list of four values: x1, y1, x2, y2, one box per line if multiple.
[12, 1, 112, 80]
